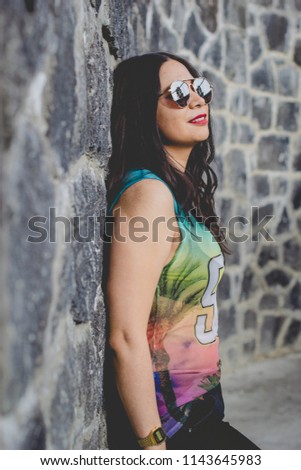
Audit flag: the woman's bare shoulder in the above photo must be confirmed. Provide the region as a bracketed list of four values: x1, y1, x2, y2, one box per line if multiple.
[114, 178, 176, 218]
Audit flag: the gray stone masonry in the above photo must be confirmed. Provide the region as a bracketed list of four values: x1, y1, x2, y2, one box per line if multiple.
[0, 0, 300, 450]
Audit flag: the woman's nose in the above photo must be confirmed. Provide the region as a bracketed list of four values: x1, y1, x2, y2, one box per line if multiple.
[188, 88, 206, 108]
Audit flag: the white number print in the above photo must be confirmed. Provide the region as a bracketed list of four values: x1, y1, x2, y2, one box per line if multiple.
[194, 254, 224, 345]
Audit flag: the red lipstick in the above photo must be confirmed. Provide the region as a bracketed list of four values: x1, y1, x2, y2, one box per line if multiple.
[189, 113, 207, 124]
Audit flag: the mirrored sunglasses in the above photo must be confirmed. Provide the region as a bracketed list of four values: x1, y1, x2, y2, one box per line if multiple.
[159, 77, 213, 108]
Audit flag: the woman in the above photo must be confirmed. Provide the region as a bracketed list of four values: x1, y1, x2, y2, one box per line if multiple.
[103, 52, 259, 450]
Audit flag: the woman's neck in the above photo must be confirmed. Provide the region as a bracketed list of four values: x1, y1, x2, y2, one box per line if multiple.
[164, 145, 192, 173]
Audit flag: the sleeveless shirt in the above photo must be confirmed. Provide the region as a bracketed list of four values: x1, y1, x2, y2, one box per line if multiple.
[107, 168, 225, 438]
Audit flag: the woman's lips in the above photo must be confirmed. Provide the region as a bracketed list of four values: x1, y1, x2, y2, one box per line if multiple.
[188, 114, 208, 125]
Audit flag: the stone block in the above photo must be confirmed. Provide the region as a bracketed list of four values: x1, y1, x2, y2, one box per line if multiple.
[219, 198, 232, 227]
[203, 35, 222, 69]
[218, 272, 231, 300]
[226, 240, 241, 265]
[296, 0, 301, 10]
[162, 0, 173, 16]
[212, 152, 224, 189]
[283, 238, 301, 272]
[293, 137, 301, 171]
[292, 181, 301, 209]
[278, 66, 299, 97]
[219, 306, 236, 339]
[230, 89, 251, 116]
[251, 60, 275, 92]
[275, 0, 285, 8]
[261, 14, 289, 52]
[184, 14, 206, 57]
[252, 96, 272, 129]
[212, 115, 227, 146]
[225, 30, 246, 83]
[84, 38, 111, 157]
[258, 245, 278, 267]
[231, 122, 250, 144]
[89, 0, 102, 14]
[228, 149, 247, 195]
[297, 218, 301, 235]
[276, 207, 290, 235]
[259, 294, 278, 310]
[284, 320, 301, 345]
[258, 135, 289, 170]
[265, 269, 291, 287]
[70, 169, 105, 324]
[272, 176, 287, 195]
[161, 27, 179, 53]
[240, 266, 259, 301]
[252, 175, 270, 199]
[106, 1, 131, 59]
[243, 340, 256, 355]
[49, 350, 76, 449]
[294, 38, 301, 66]
[21, 407, 46, 450]
[249, 35, 263, 63]
[196, 0, 218, 33]
[277, 102, 300, 132]
[46, 1, 78, 173]
[150, 7, 160, 51]
[260, 315, 285, 353]
[224, 0, 246, 28]
[2, 126, 55, 413]
[244, 309, 257, 329]
[285, 281, 301, 310]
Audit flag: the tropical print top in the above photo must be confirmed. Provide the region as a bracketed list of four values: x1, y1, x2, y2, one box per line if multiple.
[107, 169, 225, 438]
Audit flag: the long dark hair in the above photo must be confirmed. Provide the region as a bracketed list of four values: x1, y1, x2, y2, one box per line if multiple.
[106, 52, 229, 255]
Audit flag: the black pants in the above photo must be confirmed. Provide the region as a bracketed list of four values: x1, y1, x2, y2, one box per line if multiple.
[167, 420, 260, 450]
[105, 352, 260, 451]
[167, 384, 260, 450]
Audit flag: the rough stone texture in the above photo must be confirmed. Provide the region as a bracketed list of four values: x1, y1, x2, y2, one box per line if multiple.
[252, 96, 272, 129]
[249, 35, 263, 63]
[294, 38, 301, 65]
[257, 136, 289, 170]
[244, 309, 257, 329]
[196, 0, 218, 33]
[184, 14, 206, 57]
[292, 182, 301, 209]
[0, 0, 110, 451]
[277, 207, 291, 234]
[252, 175, 270, 199]
[278, 65, 299, 97]
[261, 14, 289, 52]
[1, 0, 301, 450]
[225, 30, 247, 83]
[260, 316, 285, 353]
[251, 59, 275, 92]
[277, 102, 300, 132]
[258, 245, 278, 267]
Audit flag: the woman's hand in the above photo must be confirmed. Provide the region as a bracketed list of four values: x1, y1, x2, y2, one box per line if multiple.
[143, 441, 166, 450]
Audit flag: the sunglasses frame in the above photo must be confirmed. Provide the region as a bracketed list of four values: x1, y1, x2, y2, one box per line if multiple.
[158, 77, 213, 108]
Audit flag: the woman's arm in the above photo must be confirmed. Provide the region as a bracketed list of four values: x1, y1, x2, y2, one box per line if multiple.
[107, 179, 178, 450]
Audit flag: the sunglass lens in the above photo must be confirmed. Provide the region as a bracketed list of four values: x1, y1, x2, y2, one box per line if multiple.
[194, 77, 212, 104]
[170, 80, 190, 107]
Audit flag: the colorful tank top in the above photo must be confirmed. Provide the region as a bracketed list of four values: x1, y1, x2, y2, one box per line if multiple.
[107, 169, 225, 438]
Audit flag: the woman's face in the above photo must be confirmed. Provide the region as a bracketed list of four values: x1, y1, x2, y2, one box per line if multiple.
[156, 60, 210, 147]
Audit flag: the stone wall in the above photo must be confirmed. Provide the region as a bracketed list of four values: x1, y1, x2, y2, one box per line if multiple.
[0, 0, 300, 450]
